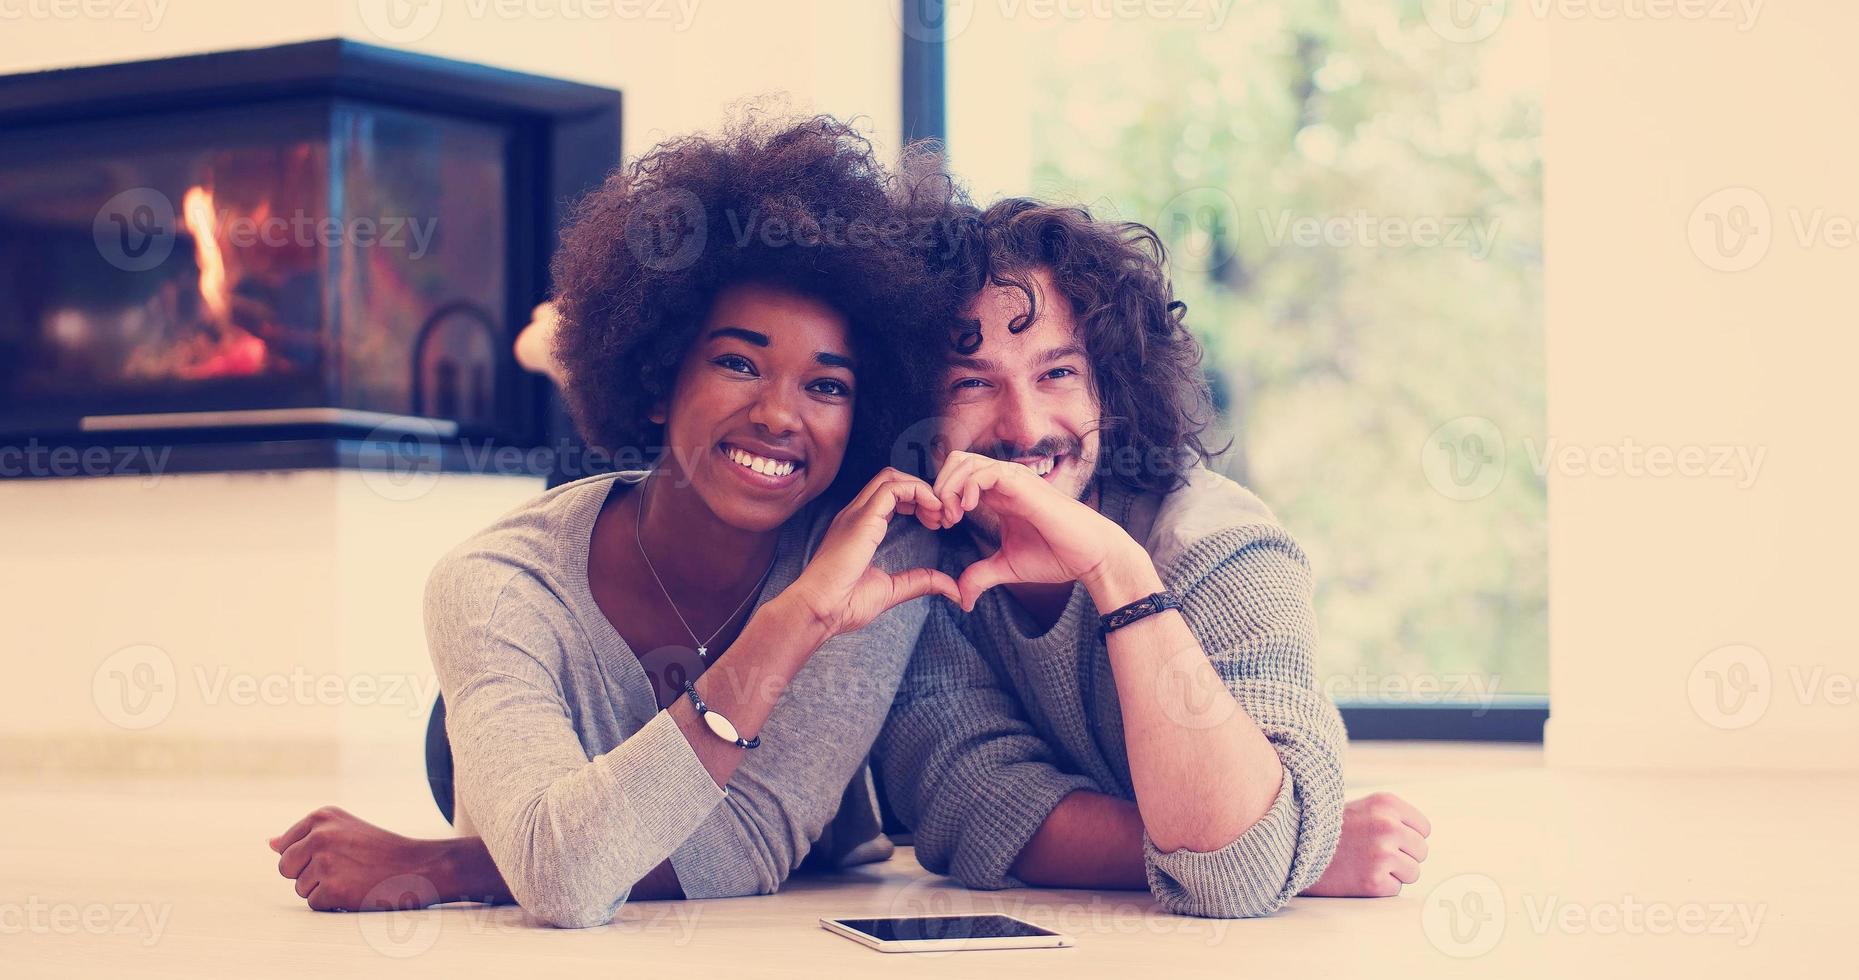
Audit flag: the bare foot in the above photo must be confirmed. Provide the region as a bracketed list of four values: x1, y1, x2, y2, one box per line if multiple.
[513, 301, 567, 385]
[1301, 792, 1432, 898]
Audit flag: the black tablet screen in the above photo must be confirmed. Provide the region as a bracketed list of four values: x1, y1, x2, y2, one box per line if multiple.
[833, 915, 1057, 943]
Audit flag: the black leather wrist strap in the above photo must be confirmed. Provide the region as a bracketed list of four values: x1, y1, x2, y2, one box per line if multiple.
[1098, 590, 1183, 635]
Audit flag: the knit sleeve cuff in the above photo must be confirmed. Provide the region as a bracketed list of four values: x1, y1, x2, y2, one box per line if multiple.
[669, 800, 768, 900]
[946, 765, 1102, 891]
[626, 710, 739, 898]
[1142, 762, 1300, 918]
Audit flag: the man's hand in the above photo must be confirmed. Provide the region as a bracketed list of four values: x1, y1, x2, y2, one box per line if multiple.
[932, 451, 1144, 610]
[1301, 792, 1432, 898]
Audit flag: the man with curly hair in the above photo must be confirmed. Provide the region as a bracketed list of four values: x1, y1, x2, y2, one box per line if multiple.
[876, 198, 1434, 918]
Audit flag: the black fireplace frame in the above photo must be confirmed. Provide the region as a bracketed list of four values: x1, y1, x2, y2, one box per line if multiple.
[0, 39, 621, 477]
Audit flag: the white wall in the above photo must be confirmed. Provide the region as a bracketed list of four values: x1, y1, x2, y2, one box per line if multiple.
[1544, 6, 1859, 770]
[0, 472, 541, 781]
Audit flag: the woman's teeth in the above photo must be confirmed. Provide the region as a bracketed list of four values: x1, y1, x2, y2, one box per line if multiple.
[727, 446, 797, 478]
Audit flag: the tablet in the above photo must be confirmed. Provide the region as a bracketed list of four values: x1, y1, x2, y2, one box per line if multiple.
[820, 914, 1073, 953]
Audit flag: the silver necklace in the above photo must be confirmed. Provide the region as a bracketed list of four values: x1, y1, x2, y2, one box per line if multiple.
[633, 471, 775, 659]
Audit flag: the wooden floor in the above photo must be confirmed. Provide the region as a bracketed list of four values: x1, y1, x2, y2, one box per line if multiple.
[3, 744, 1848, 978]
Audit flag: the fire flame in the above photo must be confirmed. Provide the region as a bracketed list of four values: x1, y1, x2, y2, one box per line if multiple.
[182, 187, 231, 326]
[175, 184, 267, 379]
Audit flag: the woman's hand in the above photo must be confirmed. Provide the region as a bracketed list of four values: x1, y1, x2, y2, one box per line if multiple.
[783, 468, 959, 637]
[269, 806, 455, 911]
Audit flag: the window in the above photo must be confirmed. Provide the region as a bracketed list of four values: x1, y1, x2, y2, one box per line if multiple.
[922, 2, 1547, 737]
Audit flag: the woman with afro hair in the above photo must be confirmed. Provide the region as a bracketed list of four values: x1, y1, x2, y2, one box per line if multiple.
[268, 116, 962, 927]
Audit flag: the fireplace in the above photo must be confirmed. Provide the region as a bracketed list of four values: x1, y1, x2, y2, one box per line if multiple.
[0, 40, 620, 474]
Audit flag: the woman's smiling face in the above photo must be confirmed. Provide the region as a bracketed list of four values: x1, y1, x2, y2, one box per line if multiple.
[654, 281, 858, 533]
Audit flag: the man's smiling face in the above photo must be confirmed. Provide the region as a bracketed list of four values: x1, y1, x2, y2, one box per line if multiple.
[934, 266, 1102, 542]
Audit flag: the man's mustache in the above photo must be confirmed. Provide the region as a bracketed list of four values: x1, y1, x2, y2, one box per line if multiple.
[972, 437, 1080, 462]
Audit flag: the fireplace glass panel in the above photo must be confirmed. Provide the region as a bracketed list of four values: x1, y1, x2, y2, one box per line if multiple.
[332, 101, 508, 426]
[0, 98, 510, 436]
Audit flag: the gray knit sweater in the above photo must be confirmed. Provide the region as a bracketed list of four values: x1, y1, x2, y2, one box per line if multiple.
[875, 466, 1347, 918]
[424, 472, 932, 928]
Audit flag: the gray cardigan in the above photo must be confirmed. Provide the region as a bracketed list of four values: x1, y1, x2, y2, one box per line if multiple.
[424, 472, 933, 927]
[876, 466, 1347, 918]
